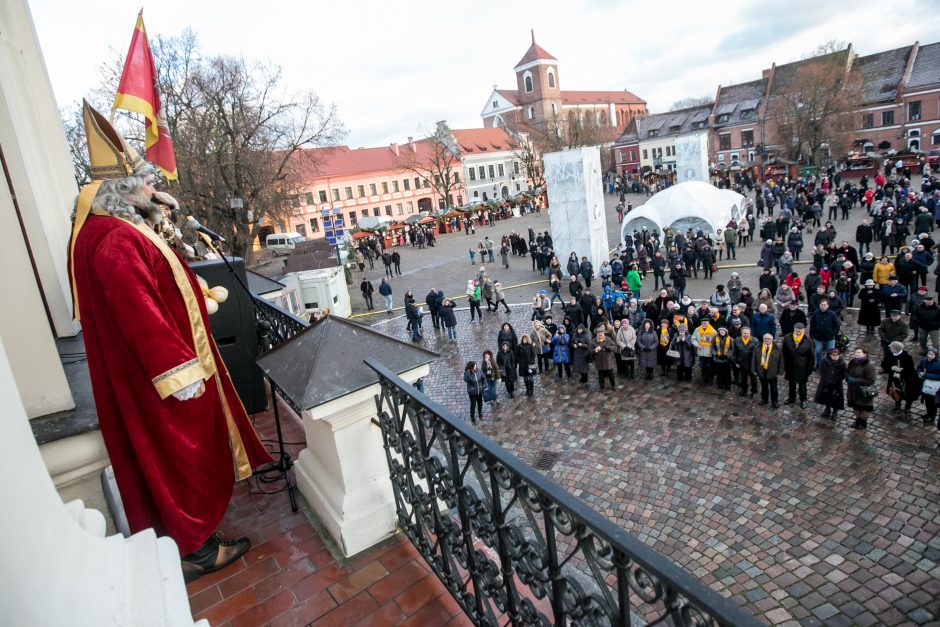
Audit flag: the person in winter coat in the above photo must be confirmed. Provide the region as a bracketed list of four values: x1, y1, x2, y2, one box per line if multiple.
[379, 278, 393, 314]
[579, 257, 595, 289]
[751, 303, 777, 339]
[726, 272, 743, 305]
[551, 326, 572, 379]
[857, 279, 882, 335]
[712, 326, 734, 390]
[481, 350, 500, 405]
[700, 245, 716, 279]
[655, 318, 674, 376]
[872, 256, 895, 286]
[425, 288, 443, 330]
[530, 320, 553, 373]
[481, 277, 496, 312]
[709, 284, 732, 316]
[733, 327, 758, 397]
[753, 333, 782, 408]
[884, 341, 919, 415]
[787, 228, 804, 260]
[846, 347, 877, 429]
[404, 294, 423, 342]
[916, 348, 940, 427]
[616, 318, 637, 379]
[669, 324, 696, 382]
[759, 240, 776, 270]
[496, 342, 518, 398]
[626, 265, 643, 300]
[916, 293, 940, 354]
[440, 298, 458, 341]
[773, 283, 796, 318]
[815, 347, 846, 420]
[809, 300, 841, 369]
[566, 252, 580, 278]
[516, 335, 538, 397]
[636, 319, 659, 380]
[593, 329, 617, 390]
[466, 280, 483, 322]
[492, 281, 511, 313]
[692, 319, 717, 384]
[496, 322, 519, 353]
[571, 324, 594, 384]
[782, 322, 815, 408]
[463, 361, 487, 423]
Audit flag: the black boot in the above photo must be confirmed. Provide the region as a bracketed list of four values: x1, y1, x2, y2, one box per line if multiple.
[182, 534, 251, 583]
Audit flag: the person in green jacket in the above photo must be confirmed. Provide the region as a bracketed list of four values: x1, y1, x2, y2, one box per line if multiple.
[626, 263, 643, 300]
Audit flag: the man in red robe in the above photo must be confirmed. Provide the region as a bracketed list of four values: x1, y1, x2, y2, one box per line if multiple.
[69, 102, 272, 582]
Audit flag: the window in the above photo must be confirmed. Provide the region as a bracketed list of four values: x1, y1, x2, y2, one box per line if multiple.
[372, 207, 380, 216]
[513, 161, 520, 175]
[882, 111, 894, 126]
[524, 72, 533, 93]
[381, 182, 389, 194]
[384, 205, 392, 216]
[305, 191, 314, 205]
[719, 133, 731, 150]
[369, 183, 377, 195]
[357, 185, 365, 197]
[909, 100, 921, 121]
[648, 129, 659, 137]
[478, 166, 485, 180]
[414, 177, 421, 189]
[361, 209, 369, 218]
[403, 179, 410, 191]
[392, 180, 399, 192]
[497, 163, 504, 177]
[318, 190, 327, 203]
[348, 212, 357, 225]
[469, 168, 476, 181]
[741, 130, 754, 147]
[493, 100, 498, 109]
[309, 218, 319, 233]
[296, 224, 306, 237]
[396, 203, 403, 215]
[453, 172, 460, 183]
[488, 165, 495, 178]
[331, 188, 340, 201]
[515, 183, 521, 192]
[473, 190, 479, 198]
[716, 113, 730, 124]
[933, 132, 940, 146]
[862, 113, 874, 129]
[740, 109, 754, 120]
[642, 149, 648, 160]
[527, 106, 534, 120]
[407, 201, 414, 213]
[344, 186, 353, 199]
[718, 154, 725, 162]
[423, 179, 430, 188]
[730, 153, 739, 161]
[547, 69, 555, 88]
[434, 174, 441, 186]
[630, 150, 636, 161]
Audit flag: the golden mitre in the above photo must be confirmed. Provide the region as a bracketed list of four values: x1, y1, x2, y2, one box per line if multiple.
[82, 99, 150, 180]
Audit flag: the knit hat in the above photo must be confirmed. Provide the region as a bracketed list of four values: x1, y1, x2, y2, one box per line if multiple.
[889, 341, 904, 353]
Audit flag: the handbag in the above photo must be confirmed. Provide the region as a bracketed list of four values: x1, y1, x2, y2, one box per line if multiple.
[922, 379, 940, 396]
[620, 346, 636, 359]
[666, 348, 681, 359]
[858, 384, 877, 399]
[887, 379, 903, 402]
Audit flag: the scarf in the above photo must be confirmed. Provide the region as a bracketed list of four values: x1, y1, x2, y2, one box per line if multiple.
[761, 343, 772, 369]
[741, 336, 750, 346]
[792, 331, 805, 343]
[660, 327, 670, 346]
[715, 335, 731, 355]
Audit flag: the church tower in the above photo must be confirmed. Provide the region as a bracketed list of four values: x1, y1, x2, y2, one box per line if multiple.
[514, 30, 562, 129]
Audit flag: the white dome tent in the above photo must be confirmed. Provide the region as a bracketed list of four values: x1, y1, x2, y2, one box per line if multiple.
[621, 181, 746, 242]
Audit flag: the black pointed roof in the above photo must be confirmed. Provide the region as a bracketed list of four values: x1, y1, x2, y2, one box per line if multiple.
[256, 315, 438, 410]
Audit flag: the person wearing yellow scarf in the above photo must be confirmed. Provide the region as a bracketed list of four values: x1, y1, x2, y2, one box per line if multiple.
[754, 333, 780, 408]
[733, 327, 758, 398]
[782, 322, 815, 408]
[657, 320, 673, 377]
[712, 327, 733, 390]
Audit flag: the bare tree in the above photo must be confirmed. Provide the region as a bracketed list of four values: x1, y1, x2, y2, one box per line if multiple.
[61, 32, 345, 263]
[768, 51, 861, 166]
[801, 39, 849, 60]
[668, 96, 712, 111]
[509, 134, 544, 190]
[396, 122, 463, 213]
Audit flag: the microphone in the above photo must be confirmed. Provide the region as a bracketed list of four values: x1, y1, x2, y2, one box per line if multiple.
[185, 216, 226, 243]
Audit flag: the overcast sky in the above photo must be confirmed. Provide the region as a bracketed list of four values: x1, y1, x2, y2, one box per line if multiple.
[29, 0, 940, 148]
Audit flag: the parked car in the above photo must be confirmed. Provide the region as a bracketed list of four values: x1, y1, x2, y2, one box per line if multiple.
[265, 232, 306, 256]
[928, 149, 940, 172]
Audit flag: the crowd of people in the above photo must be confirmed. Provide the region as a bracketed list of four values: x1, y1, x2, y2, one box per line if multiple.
[457, 170, 940, 433]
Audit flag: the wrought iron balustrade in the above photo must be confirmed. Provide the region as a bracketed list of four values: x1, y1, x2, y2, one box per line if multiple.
[366, 358, 761, 627]
[252, 295, 309, 414]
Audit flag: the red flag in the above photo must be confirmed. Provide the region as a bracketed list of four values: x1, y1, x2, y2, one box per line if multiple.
[113, 12, 178, 180]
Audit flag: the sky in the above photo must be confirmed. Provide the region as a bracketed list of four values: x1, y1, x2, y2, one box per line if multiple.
[28, 0, 940, 149]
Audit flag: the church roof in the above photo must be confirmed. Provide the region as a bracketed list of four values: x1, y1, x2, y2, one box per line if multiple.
[452, 127, 516, 153]
[515, 31, 557, 68]
[256, 314, 438, 409]
[562, 90, 646, 105]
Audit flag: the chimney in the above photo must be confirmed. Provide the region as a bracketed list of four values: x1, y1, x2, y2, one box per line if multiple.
[408, 136, 416, 152]
[390, 142, 399, 156]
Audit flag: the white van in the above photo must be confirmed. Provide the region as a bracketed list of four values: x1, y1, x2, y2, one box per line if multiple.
[265, 232, 305, 256]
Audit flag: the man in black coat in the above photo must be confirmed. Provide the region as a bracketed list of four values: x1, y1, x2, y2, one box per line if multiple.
[779, 300, 808, 335]
[753, 333, 782, 408]
[782, 322, 815, 408]
[360, 278, 375, 310]
[425, 288, 443, 330]
[917, 294, 940, 354]
[733, 327, 758, 397]
[856, 220, 874, 256]
[809, 300, 841, 370]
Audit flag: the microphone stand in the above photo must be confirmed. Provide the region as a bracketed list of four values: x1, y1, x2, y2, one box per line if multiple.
[207, 238, 298, 513]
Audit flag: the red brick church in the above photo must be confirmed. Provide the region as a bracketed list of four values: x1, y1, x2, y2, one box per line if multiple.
[481, 31, 647, 144]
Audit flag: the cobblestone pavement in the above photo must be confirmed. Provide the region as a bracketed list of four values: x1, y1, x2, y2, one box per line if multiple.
[368, 301, 940, 625]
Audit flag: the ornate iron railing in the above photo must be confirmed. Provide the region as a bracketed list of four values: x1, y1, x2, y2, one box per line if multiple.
[252, 295, 309, 414]
[252, 295, 309, 353]
[365, 358, 761, 627]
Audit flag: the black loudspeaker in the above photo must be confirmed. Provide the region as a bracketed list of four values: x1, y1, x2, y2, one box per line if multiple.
[190, 257, 268, 415]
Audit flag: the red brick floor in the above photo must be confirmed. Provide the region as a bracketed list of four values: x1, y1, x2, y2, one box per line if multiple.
[186, 396, 468, 626]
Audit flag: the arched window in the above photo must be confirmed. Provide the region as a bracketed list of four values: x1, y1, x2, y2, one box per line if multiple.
[527, 106, 535, 120]
[524, 71, 533, 93]
[547, 69, 556, 88]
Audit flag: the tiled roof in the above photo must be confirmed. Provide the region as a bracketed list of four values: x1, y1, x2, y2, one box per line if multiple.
[452, 127, 516, 154]
[635, 103, 713, 141]
[495, 89, 520, 106]
[293, 142, 439, 180]
[854, 45, 913, 103]
[770, 49, 851, 96]
[908, 42, 940, 88]
[561, 90, 646, 105]
[614, 119, 639, 145]
[714, 79, 765, 127]
[515, 41, 557, 68]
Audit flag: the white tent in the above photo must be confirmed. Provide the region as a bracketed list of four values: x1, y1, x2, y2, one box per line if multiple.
[621, 181, 746, 241]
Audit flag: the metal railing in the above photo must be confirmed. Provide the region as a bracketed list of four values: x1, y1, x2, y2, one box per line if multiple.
[252, 295, 309, 414]
[366, 358, 761, 627]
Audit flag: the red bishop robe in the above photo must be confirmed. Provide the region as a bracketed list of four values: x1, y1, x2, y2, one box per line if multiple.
[72, 213, 272, 555]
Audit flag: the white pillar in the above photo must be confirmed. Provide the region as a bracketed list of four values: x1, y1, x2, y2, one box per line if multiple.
[0, 338, 205, 626]
[294, 364, 429, 557]
[544, 146, 611, 273]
